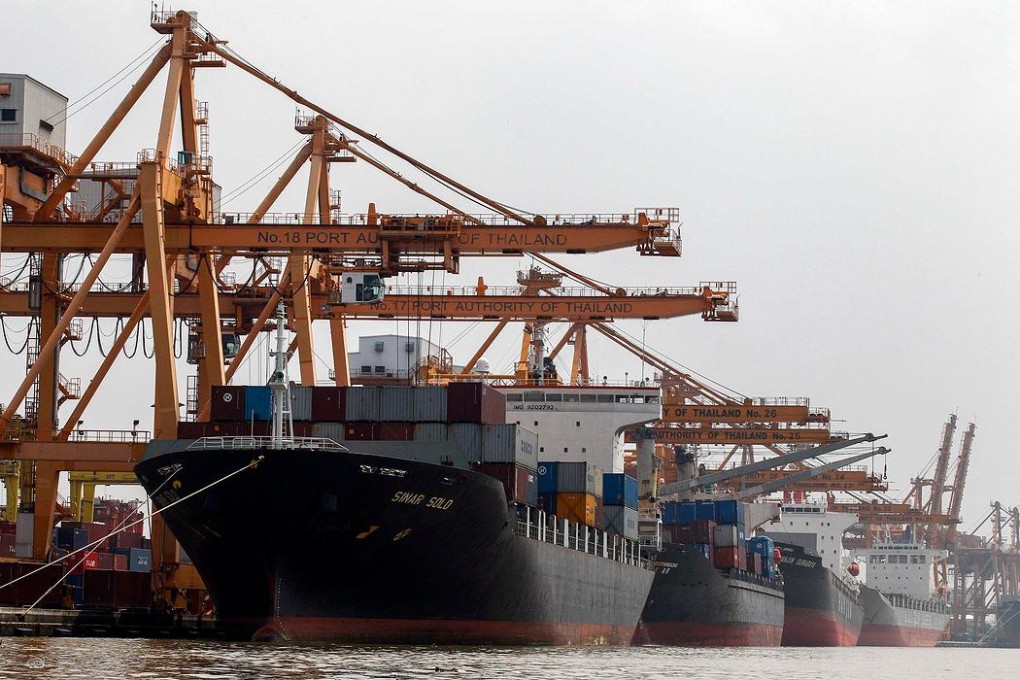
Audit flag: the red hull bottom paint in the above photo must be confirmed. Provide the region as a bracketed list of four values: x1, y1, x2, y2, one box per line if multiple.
[247, 617, 634, 645]
[636, 621, 783, 647]
[782, 606, 861, 647]
[858, 623, 947, 647]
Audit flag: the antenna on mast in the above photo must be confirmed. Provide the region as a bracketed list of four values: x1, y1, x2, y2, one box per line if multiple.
[269, 302, 293, 447]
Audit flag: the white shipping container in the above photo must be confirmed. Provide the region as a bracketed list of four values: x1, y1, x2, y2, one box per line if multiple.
[603, 505, 639, 540]
[290, 386, 313, 421]
[713, 524, 743, 548]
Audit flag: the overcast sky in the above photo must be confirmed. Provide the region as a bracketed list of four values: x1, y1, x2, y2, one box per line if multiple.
[2, 1, 1018, 530]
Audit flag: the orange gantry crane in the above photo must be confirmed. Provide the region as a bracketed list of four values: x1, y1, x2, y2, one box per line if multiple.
[0, 9, 709, 603]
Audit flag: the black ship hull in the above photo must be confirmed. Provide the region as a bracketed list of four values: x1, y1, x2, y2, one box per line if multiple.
[776, 543, 863, 646]
[857, 584, 949, 646]
[134, 442, 654, 644]
[635, 543, 785, 646]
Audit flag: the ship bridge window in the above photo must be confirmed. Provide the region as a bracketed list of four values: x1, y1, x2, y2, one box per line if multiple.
[506, 394, 523, 402]
[647, 395, 660, 403]
[546, 393, 563, 402]
[597, 394, 614, 403]
[523, 391, 544, 402]
[580, 394, 597, 403]
[910, 555, 922, 564]
[563, 393, 579, 402]
[870, 555, 887, 564]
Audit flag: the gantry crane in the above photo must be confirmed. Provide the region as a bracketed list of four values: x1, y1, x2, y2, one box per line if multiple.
[0, 9, 702, 604]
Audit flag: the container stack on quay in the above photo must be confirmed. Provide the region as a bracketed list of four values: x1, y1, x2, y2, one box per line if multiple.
[1, 499, 156, 610]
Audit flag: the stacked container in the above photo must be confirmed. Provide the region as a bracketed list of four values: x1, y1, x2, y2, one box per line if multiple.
[602, 473, 639, 540]
[535, 461, 604, 528]
[660, 499, 751, 572]
[746, 535, 777, 579]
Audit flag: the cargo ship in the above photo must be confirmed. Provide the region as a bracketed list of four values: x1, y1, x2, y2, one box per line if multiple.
[134, 310, 659, 644]
[635, 502, 785, 646]
[852, 542, 950, 646]
[763, 502, 864, 646]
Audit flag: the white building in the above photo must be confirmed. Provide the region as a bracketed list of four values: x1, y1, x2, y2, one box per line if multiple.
[0, 73, 67, 150]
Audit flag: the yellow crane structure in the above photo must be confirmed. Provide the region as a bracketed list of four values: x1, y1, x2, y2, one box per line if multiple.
[0, 9, 705, 605]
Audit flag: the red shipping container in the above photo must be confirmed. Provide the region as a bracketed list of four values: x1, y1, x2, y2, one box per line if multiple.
[83, 552, 101, 570]
[210, 385, 246, 421]
[344, 422, 377, 441]
[0, 533, 17, 558]
[114, 554, 129, 571]
[176, 421, 210, 438]
[747, 551, 762, 575]
[291, 421, 315, 437]
[447, 382, 506, 424]
[712, 546, 742, 571]
[83, 570, 152, 609]
[311, 386, 347, 421]
[377, 422, 414, 441]
[0, 520, 16, 535]
[476, 462, 535, 505]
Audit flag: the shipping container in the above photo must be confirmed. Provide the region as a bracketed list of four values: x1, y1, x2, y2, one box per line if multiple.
[447, 382, 506, 424]
[0, 520, 15, 535]
[695, 500, 717, 522]
[746, 550, 762, 575]
[346, 386, 381, 421]
[243, 386, 273, 421]
[111, 531, 144, 550]
[413, 422, 447, 442]
[83, 552, 100, 570]
[343, 422, 377, 441]
[556, 492, 597, 526]
[377, 422, 415, 440]
[290, 385, 313, 421]
[555, 461, 603, 497]
[715, 500, 746, 526]
[312, 422, 346, 441]
[291, 421, 315, 438]
[747, 535, 775, 558]
[311, 386, 347, 421]
[475, 463, 538, 506]
[537, 491, 557, 514]
[128, 547, 151, 573]
[0, 562, 64, 607]
[479, 424, 538, 470]
[713, 546, 742, 571]
[82, 570, 151, 609]
[0, 533, 16, 558]
[602, 473, 638, 508]
[713, 524, 745, 548]
[537, 461, 558, 494]
[412, 387, 448, 422]
[679, 501, 698, 524]
[447, 422, 483, 458]
[210, 385, 245, 421]
[114, 554, 129, 571]
[378, 386, 415, 421]
[666, 519, 716, 546]
[176, 421, 210, 439]
[603, 505, 639, 540]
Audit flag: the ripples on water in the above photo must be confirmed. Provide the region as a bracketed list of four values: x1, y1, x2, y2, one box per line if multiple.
[0, 639, 1016, 680]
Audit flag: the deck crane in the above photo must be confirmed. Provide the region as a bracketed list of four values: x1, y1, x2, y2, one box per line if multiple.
[0, 7, 697, 605]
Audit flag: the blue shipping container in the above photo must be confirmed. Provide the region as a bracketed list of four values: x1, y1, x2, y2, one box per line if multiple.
[715, 500, 746, 526]
[243, 386, 272, 421]
[695, 500, 717, 522]
[602, 473, 638, 509]
[537, 462, 558, 494]
[660, 501, 681, 525]
[128, 548, 151, 572]
[747, 536, 775, 558]
[679, 501, 698, 524]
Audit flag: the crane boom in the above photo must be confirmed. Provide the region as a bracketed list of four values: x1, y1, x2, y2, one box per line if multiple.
[729, 447, 888, 500]
[946, 422, 977, 543]
[657, 433, 885, 496]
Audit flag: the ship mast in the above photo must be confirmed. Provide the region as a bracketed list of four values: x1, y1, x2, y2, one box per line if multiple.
[269, 302, 293, 446]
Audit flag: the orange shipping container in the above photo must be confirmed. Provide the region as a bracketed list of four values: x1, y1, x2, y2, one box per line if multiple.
[556, 493, 597, 527]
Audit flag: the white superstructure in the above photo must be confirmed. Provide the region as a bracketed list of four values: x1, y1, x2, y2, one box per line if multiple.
[851, 543, 947, 600]
[501, 386, 661, 473]
[763, 502, 859, 575]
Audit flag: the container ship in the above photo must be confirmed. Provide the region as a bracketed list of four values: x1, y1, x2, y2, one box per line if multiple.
[763, 502, 864, 646]
[134, 314, 659, 644]
[851, 542, 950, 646]
[635, 500, 785, 646]
[994, 595, 1020, 647]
